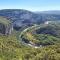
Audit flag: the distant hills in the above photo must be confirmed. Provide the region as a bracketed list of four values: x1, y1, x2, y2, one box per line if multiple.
[0, 9, 60, 29]
[36, 10, 60, 14]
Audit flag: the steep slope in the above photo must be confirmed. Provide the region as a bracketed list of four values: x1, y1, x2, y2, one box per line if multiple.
[0, 9, 42, 28]
[0, 9, 60, 30]
[0, 16, 11, 25]
[0, 17, 13, 35]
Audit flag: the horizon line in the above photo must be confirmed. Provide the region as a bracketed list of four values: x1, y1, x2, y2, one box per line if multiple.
[0, 8, 60, 12]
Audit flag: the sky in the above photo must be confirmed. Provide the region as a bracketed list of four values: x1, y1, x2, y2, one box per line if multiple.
[0, 0, 60, 11]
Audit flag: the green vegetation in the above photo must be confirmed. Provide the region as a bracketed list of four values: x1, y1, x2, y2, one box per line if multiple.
[0, 31, 60, 60]
[0, 16, 11, 25]
[22, 32, 60, 46]
[21, 22, 60, 46]
[0, 21, 60, 60]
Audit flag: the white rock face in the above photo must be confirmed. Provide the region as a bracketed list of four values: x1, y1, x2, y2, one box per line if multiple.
[0, 23, 13, 35]
[44, 21, 49, 24]
[44, 21, 52, 25]
[5, 24, 13, 35]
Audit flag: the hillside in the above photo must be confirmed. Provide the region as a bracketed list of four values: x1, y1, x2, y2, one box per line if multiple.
[0, 17, 11, 25]
[0, 9, 42, 28]
[0, 29, 60, 60]
[21, 22, 60, 46]
[37, 10, 60, 15]
[0, 17, 13, 35]
[0, 9, 60, 30]
[0, 9, 60, 60]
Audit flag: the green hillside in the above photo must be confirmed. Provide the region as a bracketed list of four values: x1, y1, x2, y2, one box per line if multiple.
[21, 22, 60, 46]
[0, 17, 11, 25]
[0, 20, 60, 60]
[0, 30, 60, 60]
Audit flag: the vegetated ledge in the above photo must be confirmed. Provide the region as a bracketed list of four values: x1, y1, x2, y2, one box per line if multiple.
[0, 16, 13, 35]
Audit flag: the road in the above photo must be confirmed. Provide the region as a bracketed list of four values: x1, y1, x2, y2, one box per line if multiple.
[19, 25, 42, 48]
[19, 22, 49, 48]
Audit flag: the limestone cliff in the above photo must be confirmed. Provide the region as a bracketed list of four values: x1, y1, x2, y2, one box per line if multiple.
[0, 17, 13, 35]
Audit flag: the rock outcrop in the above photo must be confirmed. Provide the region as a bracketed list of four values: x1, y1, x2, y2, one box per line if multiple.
[0, 17, 13, 35]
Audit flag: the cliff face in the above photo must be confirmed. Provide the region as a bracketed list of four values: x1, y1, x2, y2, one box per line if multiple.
[0, 23, 6, 34]
[5, 24, 13, 35]
[0, 17, 13, 35]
